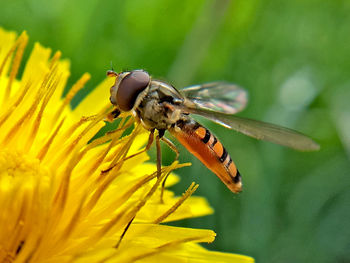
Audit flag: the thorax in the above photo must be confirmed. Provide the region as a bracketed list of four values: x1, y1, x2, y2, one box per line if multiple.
[133, 80, 185, 131]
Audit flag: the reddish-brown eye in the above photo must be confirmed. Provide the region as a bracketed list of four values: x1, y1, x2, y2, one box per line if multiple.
[117, 70, 150, 111]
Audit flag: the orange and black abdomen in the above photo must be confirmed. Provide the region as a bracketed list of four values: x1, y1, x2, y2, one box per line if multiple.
[170, 119, 242, 193]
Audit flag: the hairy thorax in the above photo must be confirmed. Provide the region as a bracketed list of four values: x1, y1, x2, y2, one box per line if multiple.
[133, 81, 184, 131]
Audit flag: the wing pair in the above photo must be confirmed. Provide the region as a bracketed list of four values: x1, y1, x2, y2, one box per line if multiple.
[180, 82, 319, 151]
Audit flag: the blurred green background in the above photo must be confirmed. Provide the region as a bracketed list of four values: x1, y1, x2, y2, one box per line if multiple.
[1, 0, 350, 262]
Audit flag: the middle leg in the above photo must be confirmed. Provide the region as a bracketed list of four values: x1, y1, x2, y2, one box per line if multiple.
[160, 137, 180, 202]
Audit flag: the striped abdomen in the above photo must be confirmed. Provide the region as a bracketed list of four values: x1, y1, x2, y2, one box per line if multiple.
[170, 118, 242, 193]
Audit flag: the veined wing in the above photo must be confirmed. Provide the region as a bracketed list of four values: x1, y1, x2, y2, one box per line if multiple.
[185, 107, 320, 151]
[182, 82, 248, 115]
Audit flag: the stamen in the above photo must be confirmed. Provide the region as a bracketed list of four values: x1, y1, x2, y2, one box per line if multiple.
[81, 127, 148, 216]
[49, 109, 112, 219]
[84, 160, 126, 214]
[60, 191, 88, 242]
[91, 161, 186, 246]
[102, 124, 143, 173]
[8, 195, 27, 259]
[4, 31, 28, 101]
[51, 106, 110, 168]
[0, 81, 31, 128]
[119, 163, 191, 227]
[0, 36, 17, 78]
[37, 117, 65, 161]
[99, 170, 165, 238]
[153, 182, 199, 224]
[25, 74, 62, 152]
[49, 51, 62, 69]
[82, 116, 135, 178]
[87, 162, 190, 221]
[114, 217, 135, 249]
[2, 61, 59, 146]
[54, 73, 91, 122]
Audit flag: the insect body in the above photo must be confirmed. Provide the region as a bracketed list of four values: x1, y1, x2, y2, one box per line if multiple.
[172, 118, 242, 192]
[107, 69, 319, 193]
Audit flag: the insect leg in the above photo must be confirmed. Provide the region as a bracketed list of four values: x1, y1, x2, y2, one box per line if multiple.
[122, 129, 154, 162]
[160, 137, 179, 203]
[155, 133, 162, 179]
[111, 108, 121, 118]
[105, 108, 121, 122]
[102, 129, 154, 174]
[161, 137, 179, 160]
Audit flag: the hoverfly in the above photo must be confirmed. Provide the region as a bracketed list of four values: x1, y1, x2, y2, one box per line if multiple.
[107, 69, 319, 193]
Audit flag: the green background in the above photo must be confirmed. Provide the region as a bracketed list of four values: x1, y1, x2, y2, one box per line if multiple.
[1, 0, 350, 262]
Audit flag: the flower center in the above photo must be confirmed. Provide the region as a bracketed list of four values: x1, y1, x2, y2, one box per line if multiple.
[0, 150, 47, 178]
[0, 149, 51, 262]
[0, 149, 51, 210]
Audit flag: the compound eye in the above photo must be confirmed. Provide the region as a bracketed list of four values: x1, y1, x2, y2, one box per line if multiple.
[117, 70, 150, 111]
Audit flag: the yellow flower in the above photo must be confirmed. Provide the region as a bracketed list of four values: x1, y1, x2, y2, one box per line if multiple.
[0, 28, 254, 263]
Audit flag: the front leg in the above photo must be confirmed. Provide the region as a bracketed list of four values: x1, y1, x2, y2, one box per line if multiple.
[105, 108, 121, 122]
[122, 129, 154, 161]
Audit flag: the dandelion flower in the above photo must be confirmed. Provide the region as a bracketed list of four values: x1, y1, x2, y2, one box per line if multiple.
[0, 28, 254, 263]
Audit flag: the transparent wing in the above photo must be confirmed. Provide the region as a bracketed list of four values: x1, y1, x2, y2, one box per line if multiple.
[181, 82, 248, 114]
[184, 107, 320, 151]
